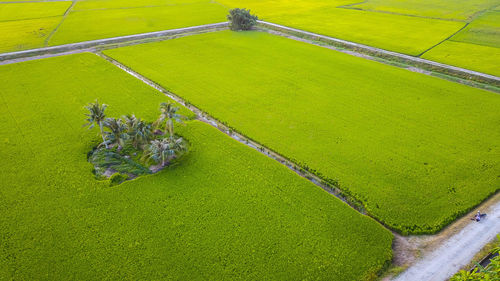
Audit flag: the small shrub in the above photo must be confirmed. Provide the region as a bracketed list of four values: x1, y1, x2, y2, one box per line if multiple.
[227, 8, 258, 31]
[109, 173, 128, 186]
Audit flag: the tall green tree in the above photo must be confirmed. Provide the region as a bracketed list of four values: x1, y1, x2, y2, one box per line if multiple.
[227, 8, 258, 31]
[84, 100, 108, 148]
[103, 117, 127, 150]
[155, 102, 185, 140]
[144, 136, 187, 167]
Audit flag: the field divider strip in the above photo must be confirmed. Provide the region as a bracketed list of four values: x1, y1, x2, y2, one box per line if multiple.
[257, 20, 500, 87]
[0, 14, 64, 23]
[416, 22, 470, 57]
[95, 51, 371, 219]
[43, 0, 76, 46]
[336, 5, 465, 22]
[0, 22, 229, 62]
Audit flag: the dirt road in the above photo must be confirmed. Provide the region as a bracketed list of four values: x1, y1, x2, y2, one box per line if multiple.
[393, 200, 500, 281]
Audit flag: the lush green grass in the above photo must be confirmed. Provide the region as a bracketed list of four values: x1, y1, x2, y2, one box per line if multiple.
[105, 31, 500, 234]
[0, 52, 393, 280]
[451, 10, 500, 48]
[422, 40, 500, 76]
[219, 0, 464, 55]
[350, 0, 498, 21]
[0, 17, 62, 53]
[0, 2, 70, 22]
[48, 2, 226, 46]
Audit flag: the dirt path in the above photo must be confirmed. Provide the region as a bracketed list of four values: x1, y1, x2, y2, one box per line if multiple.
[393, 198, 500, 281]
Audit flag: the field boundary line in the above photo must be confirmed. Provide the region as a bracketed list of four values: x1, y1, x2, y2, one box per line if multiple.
[336, 5, 465, 22]
[95, 51, 369, 216]
[417, 22, 469, 57]
[257, 20, 500, 87]
[0, 14, 63, 23]
[43, 0, 75, 46]
[0, 22, 229, 62]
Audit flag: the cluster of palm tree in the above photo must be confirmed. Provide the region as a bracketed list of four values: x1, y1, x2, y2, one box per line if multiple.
[84, 100, 188, 169]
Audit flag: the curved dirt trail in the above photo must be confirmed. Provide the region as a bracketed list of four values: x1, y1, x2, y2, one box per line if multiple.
[393, 200, 500, 281]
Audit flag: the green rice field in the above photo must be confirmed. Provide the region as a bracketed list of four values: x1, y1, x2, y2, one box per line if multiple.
[105, 30, 500, 234]
[73, 0, 210, 10]
[451, 10, 500, 48]
[48, 2, 227, 46]
[0, 17, 62, 53]
[1, 0, 499, 279]
[423, 8, 500, 76]
[422, 40, 500, 76]
[0, 0, 498, 77]
[219, 0, 465, 55]
[0, 2, 70, 22]
[350, 0, 498, 20]
[0, 53, 393, 280]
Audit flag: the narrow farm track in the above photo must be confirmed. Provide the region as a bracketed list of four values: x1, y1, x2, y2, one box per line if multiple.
[393, 200, 500, 281]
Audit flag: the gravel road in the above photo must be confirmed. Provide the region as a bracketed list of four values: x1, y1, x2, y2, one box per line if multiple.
[393, 200, 500, 281]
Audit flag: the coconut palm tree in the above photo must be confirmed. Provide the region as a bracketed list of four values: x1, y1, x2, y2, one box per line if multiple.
[155, 102, 185, 139]
[128, 119, 153, 149]
[84, 100, 108, 148]
[103, 117, 127, 150]
[144, 136, 187, 167]
[122, 114, 138, 131]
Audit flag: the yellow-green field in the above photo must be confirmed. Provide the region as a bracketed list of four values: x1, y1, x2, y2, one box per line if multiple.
[266, 6, 463, 56]
[350, 0, 498, 20]
[0, 1, 70, 22]
[49, 2, 226, 46]
[73, 0, 210, 10]
[1, 0, 499, 279]
[451, 10, 500, 48]
[105, 30, 500, 234]
[0, 0, 498, 77]
[423, 8, 500, 76]
[0, 52, 393, 280]
[423, 40, 500, 76]
[0, 17, 62, 53]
